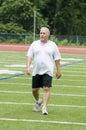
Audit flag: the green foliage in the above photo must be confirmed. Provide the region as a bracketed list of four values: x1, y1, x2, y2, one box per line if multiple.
[0, 31, 26, 44]
[0, 22, 26, 33]
[0, 32, 86, 45]
[0, 0, 48, 33]
[50, 35, 86, 46]
[60, 39, 68, 46]
[0, 0, 86, 36]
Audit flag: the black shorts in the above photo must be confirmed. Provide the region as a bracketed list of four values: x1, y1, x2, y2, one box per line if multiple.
[32, 74, 52, 88]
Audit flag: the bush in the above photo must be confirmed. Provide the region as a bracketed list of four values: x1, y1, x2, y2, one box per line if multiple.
[0, 22, 26, 34]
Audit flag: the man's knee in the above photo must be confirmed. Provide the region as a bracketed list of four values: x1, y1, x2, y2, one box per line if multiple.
[43, 87, 50, 92]
[32, 88, 39, 93]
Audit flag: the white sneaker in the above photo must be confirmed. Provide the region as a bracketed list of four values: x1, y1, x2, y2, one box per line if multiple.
[42, 106, 48, 115]
[33, 99, 42, 112]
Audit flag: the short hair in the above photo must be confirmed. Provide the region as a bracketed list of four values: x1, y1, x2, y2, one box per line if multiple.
[40, 27, 50, 37]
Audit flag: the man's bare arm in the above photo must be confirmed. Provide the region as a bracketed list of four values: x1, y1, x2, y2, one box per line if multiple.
[55, 60, 62, 79]
[26, 57, 32, 75]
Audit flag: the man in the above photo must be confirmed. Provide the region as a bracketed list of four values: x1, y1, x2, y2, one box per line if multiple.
[26, 27, 61, 115]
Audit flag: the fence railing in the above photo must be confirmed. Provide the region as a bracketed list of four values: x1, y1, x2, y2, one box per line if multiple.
[0, 33, 86, 45]
[57, 35, 86, 44]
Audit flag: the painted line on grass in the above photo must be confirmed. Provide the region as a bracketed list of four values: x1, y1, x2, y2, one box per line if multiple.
[0, 59, 86, 81]
[0, 73, 25, 80]
[0, 90, 86, 97]
[0, 118, 86, 126]
[11, 76, 86, 82]
[61, 59, 86, 67]
[0, 102, 86, 109]
[0, 82, 86, 89]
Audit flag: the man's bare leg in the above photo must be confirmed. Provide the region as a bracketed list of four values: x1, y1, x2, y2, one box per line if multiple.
[42, 86, 50, 114]
[32, 88, 42, 112]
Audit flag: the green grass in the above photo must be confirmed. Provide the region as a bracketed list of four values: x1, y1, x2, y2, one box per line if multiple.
[0, 51, 86, 130]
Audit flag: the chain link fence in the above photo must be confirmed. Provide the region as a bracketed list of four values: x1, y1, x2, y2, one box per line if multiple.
[0, 33, 86, 45]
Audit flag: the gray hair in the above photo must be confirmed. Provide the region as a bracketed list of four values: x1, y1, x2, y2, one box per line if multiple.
[40, 27, 50, 37]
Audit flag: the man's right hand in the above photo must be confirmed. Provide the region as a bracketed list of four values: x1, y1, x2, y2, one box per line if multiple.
[26, 68, 31, 75]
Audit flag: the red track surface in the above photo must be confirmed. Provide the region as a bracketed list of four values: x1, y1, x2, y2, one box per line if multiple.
[0, 44, 86, 54]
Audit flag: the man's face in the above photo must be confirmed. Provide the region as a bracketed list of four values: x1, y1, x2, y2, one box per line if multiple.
[40, 28, 49, 43]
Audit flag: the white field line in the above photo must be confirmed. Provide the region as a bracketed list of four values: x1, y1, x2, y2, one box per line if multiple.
[0, 118, 86, 126]
[54, 79, 86, 82]
[61, 74, 86, 77]
[0, 66, 86, 73]
[0, 61, 25, 64]
[14, 77, 86, 81]
[0, 102, 86, 109]
[0, 90, 86, 97]
[1, 64, 86, 68]
[61, 70, 86, 73]
[15, 78, 86, 82]
[62, 68, 86, 70]
[0, 60, 86, 67]
[0, 75, 86, 81]
[0, 69, 86, 75]
[62, 72, 86, 74]
[0, 82, 86, 89]
[62, 79, 86, 82]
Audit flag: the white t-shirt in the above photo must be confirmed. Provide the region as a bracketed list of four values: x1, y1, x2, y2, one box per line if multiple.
[27, 40, 61, 77]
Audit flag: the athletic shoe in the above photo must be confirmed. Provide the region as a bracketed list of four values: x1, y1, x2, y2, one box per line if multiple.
[42, 106, 48, 115]
[33, 99, 42, 112]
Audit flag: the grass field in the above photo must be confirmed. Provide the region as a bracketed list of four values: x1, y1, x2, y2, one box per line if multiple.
[0, 50, 86, 130]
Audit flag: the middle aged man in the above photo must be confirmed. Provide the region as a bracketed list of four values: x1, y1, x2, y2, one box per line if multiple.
[26, 27, 61, 115]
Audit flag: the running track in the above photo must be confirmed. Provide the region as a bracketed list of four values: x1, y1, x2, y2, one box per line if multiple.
[0, 44, 86, 54]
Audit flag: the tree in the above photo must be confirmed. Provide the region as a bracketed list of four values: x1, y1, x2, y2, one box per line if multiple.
[0, 0, 86, 35]
[0, 0, 48, 33]
[37, 0, 86, 35]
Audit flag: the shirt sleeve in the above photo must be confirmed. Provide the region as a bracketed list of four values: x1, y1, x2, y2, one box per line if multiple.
[53, 44, 61, 60]
[27, 43, 34, 58]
